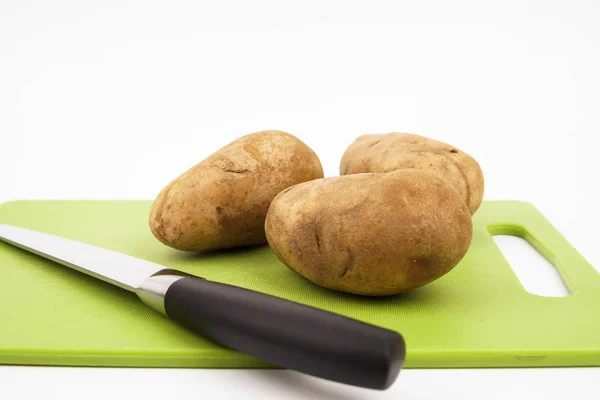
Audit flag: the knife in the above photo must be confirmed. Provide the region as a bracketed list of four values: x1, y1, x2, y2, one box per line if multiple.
[0, 224, 405, 390]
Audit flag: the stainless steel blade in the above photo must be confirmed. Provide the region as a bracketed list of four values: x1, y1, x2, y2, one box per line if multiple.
[0, 224, 175, 291]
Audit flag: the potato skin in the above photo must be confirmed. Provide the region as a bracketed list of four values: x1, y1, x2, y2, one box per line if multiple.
[265, 170, 472, 296]
[340, 133, 484, 214]
[150, 130, 324, 252]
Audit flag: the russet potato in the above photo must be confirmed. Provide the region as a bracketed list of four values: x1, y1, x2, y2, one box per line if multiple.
[265, 169, 473, 296]
[150, 130, 323, 252]
[340, 133, 484, 214]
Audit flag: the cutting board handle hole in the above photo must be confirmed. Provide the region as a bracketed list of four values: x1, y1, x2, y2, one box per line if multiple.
[490, 227, 570, 297]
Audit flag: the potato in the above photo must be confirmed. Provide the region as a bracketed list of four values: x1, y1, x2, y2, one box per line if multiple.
[340, 133, 484, 214]
[265, 169, 472, 296]
[150, 130, 324, 252]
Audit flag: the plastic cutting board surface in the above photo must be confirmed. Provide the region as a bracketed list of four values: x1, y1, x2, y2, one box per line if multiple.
[0, 200, 599, 368]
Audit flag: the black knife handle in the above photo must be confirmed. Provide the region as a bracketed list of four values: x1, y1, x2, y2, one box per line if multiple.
[163, 277, 405, 390]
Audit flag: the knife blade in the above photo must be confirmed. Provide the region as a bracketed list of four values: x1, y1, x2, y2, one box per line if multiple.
[0, 224, 405, 390]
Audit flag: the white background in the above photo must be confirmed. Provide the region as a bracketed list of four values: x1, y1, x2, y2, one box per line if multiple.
[1, 1, 599, 399]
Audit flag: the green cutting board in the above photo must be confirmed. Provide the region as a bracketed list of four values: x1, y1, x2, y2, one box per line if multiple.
[0, 200, 599, 368]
